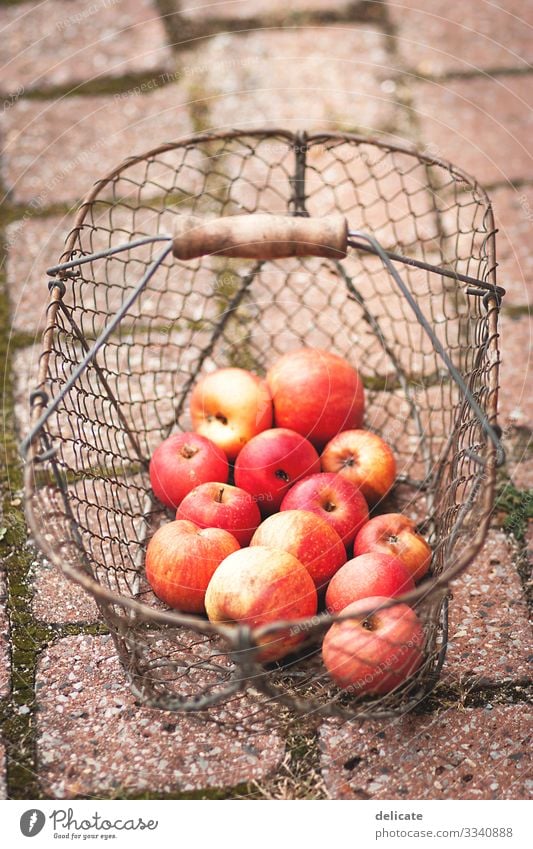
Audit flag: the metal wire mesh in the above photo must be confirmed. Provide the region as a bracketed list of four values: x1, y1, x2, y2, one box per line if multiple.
[24, 130, 500, 720]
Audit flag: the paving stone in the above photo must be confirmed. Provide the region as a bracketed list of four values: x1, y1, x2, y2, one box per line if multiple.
[490, 184, 533, 307]
[0, 0, 174, 95]
[0, 571, 10, 699]
[390, 0, 532, 76]
[1, 83, 194, 205]
[31, 554, 99, 624]
[320, 704, 532, 799]
[36, 634, 285, 798]
[182, 27, 398, 134]
[413, 75, 533, 186]
[497, 313, 533, 430]
[180, 0, 354, 19]
[443, 530, 531, 686]
[0, 741, 6, 800]
[509, 455, 533, 491]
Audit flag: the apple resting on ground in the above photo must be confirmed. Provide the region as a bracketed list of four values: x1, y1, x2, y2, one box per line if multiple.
[205, 546, 318, 662]
[322, 596, 425, 694]
[145, 519, 240, 613]
[266, 347, 365, 450]
[250, 509, 346, 590]
[234, 428, 320, 515]
[176, 481, 261, 547]
[325, 552, 415, 614]
[353, 513, 431, 582]
[149, 431, 229, 510]
[320, 429, 396, 506]
[280, 472, 369, 549]
[190, 367, 273, 461]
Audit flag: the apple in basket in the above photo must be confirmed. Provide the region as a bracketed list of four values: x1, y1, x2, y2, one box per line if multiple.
[322, 596, 425, 694]
[250, 509, 346, 591]
[320, 429, 396, 506]
[149, 431, 229, 510]
[145, 519, 240, 613]
[353, 513, 432, 582]
[190, 367, 273, 461]
[176, 481, 261, 546]
[205, 546, 318, 663]
[234, 428, 320, 515]
[280, 472, 369, 550]
[266, 347, 365, 450]
[325, 552, 415, 614]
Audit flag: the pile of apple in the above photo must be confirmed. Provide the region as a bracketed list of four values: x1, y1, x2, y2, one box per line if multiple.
[145, 348, 432, 696]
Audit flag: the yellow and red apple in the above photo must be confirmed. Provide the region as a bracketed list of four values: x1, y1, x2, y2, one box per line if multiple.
[190, 367, 273, 461]
[176, 481, 261, 547]
[353, 513, 431, 582]
[205, 546, 318, 663]
[325, 552, 415, 614]
[145, 519, 240, 613]
[320, 429, 396, 506]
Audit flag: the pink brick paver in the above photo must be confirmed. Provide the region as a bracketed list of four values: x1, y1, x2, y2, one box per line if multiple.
[31, 556, 99, 624]
[490, 184, 533, 307]
[36, 634, 285, 798]
[498, 313, 533, 430]
[0, 0, 174, 94]
[1, 84, 193, 205]
[413, 75, 533, 186]
[182, 27, 399, 133]
[390, 0, 532, 76]
[320, 705, 532, 799]
[443, 530, 531, 685]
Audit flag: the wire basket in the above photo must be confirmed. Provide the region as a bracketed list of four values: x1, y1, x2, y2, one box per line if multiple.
[23, 130, 504, 721]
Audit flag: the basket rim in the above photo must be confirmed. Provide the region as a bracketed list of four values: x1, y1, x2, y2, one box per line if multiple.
[23, 127, 500, 635]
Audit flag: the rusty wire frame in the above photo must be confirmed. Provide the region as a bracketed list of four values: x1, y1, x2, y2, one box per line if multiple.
[23, 129, 502, 721]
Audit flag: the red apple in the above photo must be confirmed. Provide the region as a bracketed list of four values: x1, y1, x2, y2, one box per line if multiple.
[325, 553, 415, 614]
[280, 472, 368, 549]
[145, 519, 240, 613]
[149, 431, 229, 510]
[353, 513, 431, 582]
[176, 481, 261, 546]
[205, 546, 318, 662]
[320, 429, 396, 506]
[322, 596, 425, 694]
[234, 428, 320, 515]
[190, 367, 272, 461]
[266, 347, 364, 450]
[250, 509, 346, 590]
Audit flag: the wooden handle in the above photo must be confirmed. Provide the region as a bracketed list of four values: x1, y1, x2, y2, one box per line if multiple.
[172, 214, 348, 261]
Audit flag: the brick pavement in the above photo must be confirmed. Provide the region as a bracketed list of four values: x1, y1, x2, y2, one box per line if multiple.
[0, 0, 531, 800]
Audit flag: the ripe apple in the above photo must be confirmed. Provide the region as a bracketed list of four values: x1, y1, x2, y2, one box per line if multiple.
[250, 509, 346, 590]
[280, 472, 368, 549]
[320, 429, 396, 506]
[234, 428, 320, 515]
[176, 481, 261, 546]
[145, 519, 240, 613]
[190, 367, 273, 461]
[353, 513, 431, 582]
[205, 546, 318, 663]
[325, 552, 415, 614]
[322, 596, 425, 694]
[266, 347, 365, 450]
[149, 431, 229, 510]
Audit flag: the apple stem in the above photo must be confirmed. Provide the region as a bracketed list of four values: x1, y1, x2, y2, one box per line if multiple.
[387, 534, 399, 544]
[216, 487, 225, 503]
[324, 501, 336, 513]
[180, 444, 198, 459]
[342, 455, 356, 468]
[274, 469, 290, 482]
[362, 617, 374, 631]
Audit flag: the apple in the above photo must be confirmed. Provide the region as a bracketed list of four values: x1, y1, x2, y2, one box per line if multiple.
[190, 367, 273, 461]
[205, 546, 318, 663]
[322, 596, 425, 694]
[145, 519, 240, 613]
[353, 513, 431, 582]
[320, 429, 396, 506]
[325, 552, 415, 614]
[250, 509, 346, 590]
[176, 481, 261, 546]
[266, 347, 365, 450]
[149, 431, 229, 510]
[234, 428, 320, 515]
[280, 472, 368, 549]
